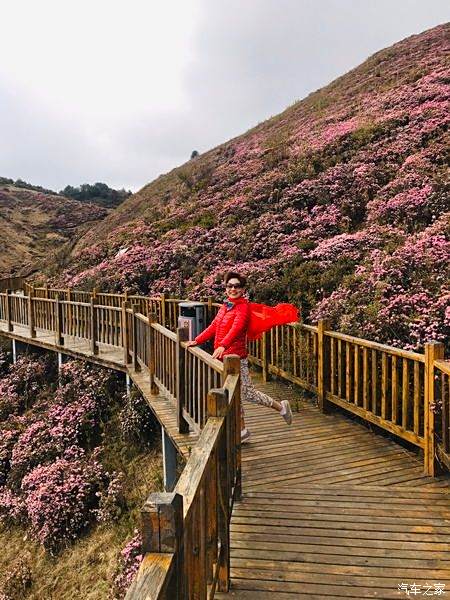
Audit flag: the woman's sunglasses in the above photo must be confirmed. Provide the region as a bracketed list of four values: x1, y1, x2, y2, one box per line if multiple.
[226, 283, 242, 289]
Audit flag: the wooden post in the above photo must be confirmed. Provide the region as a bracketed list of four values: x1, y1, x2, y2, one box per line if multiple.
[207, 296, 213, 324]
[28, 286, 35, 338]
[55, 295, 64, 346]
[121, 301, 131, 364]
[176, 326, 190, 433]
[161, 293, 167, 327]
[92, 287, 98, 301]
[162, 428, 178, 492]
[5, 289, 12, 332]
[222, 354, 240, 385]
[141, 492, 184, 599]
[44, 283, 48, 299]
[90, 298, 98, 355]
[262, 331, 270, 382]
[148, 312, 159, 395]
[208, 388, 230, 592]
[317, 319, 331, 413]
[222, 355, 242, 501]
[66, 289, 72, 336]
[424, 342, 445, 476]
[132, 304, 140, 371]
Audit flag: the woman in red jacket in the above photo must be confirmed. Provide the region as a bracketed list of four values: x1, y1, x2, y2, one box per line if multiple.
[186, 271, 292, 442]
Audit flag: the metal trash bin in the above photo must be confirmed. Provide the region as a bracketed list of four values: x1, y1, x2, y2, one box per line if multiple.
[178, 302, 205, 341]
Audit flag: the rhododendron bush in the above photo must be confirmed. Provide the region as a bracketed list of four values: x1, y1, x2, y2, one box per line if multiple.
[112, 531, 143, 599]
[52, 25, 449, 351]
[0, 356, 128, 553]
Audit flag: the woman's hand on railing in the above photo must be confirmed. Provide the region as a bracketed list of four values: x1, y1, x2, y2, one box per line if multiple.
[212, 346, 225, 359]
[185, 340, 198, 347]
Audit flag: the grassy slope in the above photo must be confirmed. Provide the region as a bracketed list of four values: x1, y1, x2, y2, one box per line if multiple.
[55, 24, 448, 352]
[0, 185, 108, 278]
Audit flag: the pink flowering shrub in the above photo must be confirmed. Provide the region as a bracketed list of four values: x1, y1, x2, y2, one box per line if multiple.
[7, 362, 116, 484]
[112, 531, 143, 600]
[0, 357, 128, 554]
[95, 472, 126, 524]
[0, 355, 51, 420]
[21, 449, 120, 553]
[312, 214, 449, 349]
[119, 390, 158, 448]
[0, 427, 22, 485]
[0, 488, 26, 525]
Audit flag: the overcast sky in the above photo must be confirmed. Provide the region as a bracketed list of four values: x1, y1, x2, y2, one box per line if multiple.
[0, 1, 448, 192]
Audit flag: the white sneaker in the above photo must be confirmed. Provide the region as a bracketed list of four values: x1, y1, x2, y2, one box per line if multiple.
[280, 400, 292, 425]
[241, 428, 251, 443]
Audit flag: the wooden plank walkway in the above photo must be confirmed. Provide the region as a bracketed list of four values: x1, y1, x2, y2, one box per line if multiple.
[217, 378, 450, 599]
[3, 318, 450, 597]
[0, 322, 199, 459]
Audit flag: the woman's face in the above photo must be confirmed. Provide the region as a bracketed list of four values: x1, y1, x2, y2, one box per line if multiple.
[226, 278, 244, 299]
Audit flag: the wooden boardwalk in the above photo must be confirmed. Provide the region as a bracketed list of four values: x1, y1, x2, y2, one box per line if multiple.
[217, 378, 450, 599]
[2, 295, 450, 599]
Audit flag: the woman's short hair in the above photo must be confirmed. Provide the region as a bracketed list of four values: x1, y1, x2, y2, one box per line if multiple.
[223, 271, 247, 287]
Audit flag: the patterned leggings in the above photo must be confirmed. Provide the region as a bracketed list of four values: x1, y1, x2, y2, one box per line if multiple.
[240, 358, 274, 408]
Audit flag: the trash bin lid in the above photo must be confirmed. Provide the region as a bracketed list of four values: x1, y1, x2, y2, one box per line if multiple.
[179, 301, 204, 308]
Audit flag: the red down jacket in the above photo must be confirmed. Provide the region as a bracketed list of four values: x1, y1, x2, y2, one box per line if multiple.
[194, 297, 250, 359]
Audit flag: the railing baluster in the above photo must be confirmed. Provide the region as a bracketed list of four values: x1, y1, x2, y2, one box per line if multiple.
[91, 298, 98, 356]
[177, 327, 189, 433]
[28, 288, 36, 338]
[381, 352, 388, 419]
[55, 295, 63, 346]
[6, 289, 12, 332]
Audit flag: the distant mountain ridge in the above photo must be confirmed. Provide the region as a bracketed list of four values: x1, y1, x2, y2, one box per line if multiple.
[0, 179, 132, 277]
[52, 24, 450, 349]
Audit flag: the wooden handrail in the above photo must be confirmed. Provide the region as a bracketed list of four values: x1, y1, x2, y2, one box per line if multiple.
[326, 330, 425, 362]
[150, 321, 177, 341]
[435, 359, 450, 376]
[1, 286, 449, 478]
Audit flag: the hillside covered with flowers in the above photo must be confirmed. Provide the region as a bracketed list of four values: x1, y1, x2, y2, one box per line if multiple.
[55, 24, 449, 351]
[0, 351, 156, 599]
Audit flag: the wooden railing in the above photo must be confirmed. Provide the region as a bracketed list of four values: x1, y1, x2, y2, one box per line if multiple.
[126, 357, 241, 599]
[1, 286, 242, 598]
[2, 285, 449, 476]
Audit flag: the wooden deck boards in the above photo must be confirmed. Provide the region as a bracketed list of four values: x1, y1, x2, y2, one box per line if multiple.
[216, 377, 450, 599]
